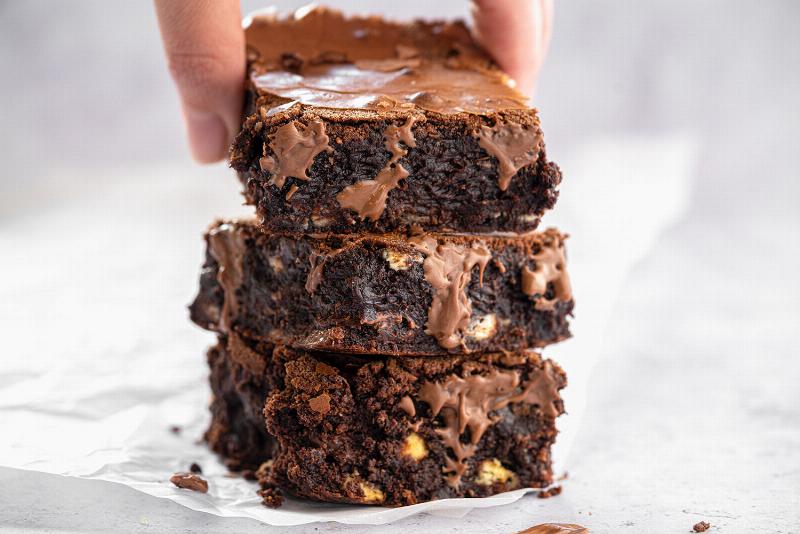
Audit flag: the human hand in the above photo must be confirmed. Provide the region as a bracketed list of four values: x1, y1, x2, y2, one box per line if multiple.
[155, 0, 553, 163]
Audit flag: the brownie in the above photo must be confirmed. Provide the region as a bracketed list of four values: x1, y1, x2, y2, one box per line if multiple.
[190, 219, 574, 356]
[204, 337, 277, 470]
[206, 335, 566, 506]
[230, 6, 562, 234]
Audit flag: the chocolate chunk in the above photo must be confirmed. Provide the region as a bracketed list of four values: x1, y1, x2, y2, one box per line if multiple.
[411, 235, 491, 350]
[520, 232, 572, 310]
[170, 472, 208, 493]
[259, 120, 330, 190]
[478, 122, 543, 191]
[337, 116, 416, 221]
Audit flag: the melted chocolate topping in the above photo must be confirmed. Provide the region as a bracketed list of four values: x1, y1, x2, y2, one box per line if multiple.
[337, 116, 417, 220]
[417, 360, 561, 487]
[521, 232, 572, 310]
[477, 122, 543, 191]
[259, 119, 330, 189]
[244, 6, 529, 114]
[207, 223, 246, 333]
[411, 236, 491, 350]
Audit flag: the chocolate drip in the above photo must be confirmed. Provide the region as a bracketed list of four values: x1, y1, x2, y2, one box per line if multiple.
[417, 362, 561, 487]
[517, 525, 589, 534]
[521, 233, 572, 310]
[477, 122, 542, 191]
[398, 395, 416, 417]
[305, 251, 325, 294]
[260, 120, 330, 189]
[207, 224, 246, 333]
[337, 116, 417, 221]
[411, 236, 491, 350]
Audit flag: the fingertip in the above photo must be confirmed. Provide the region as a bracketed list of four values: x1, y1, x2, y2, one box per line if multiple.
[470, 0, 554, 97]
[183, 108, 230, 164]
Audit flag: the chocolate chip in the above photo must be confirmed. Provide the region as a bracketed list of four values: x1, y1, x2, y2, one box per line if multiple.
[170, 472, 208, 493]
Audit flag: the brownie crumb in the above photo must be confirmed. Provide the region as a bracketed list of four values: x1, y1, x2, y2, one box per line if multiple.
[189, 462, 203, 474]
[241, 469, 258, 481]
[258, 486, 284, 508]
[170, 472, 208, 493]
[693, 521, 711, 532]
[537, 485, 562, 499]
[517, 524, 588, 533]
[169, 425, 181, 434]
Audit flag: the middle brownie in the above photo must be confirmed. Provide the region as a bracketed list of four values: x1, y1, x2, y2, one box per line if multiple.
[191, 219, 573, 356]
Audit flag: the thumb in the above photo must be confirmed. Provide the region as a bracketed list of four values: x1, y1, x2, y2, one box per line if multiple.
[155, 0, 245, 163]
[470, 0, 554, 97]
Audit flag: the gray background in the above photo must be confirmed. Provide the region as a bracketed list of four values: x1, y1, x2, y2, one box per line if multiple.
[1, 1, 798, 533]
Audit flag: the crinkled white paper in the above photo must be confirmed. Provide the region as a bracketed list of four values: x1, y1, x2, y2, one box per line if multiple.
[0, 135, 693, 525]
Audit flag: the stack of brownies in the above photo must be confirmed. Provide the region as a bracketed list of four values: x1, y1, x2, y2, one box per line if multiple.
[189, 6, 574, 507]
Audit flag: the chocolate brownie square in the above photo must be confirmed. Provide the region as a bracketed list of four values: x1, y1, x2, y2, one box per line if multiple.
[190, 219, 573, 356]
[205, 335, 566, 506]
[230, 6, 562, 234]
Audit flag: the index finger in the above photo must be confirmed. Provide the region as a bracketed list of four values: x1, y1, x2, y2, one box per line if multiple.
[155, 0, 245, 162]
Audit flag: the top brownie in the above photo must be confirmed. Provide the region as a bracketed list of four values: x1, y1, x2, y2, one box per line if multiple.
[230, 6, 562, 234]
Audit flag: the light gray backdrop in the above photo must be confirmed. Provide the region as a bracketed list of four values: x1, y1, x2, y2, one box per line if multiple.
[0, 1, 798, 533]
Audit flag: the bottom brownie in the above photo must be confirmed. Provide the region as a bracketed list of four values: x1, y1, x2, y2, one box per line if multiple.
[205, 335, 566, 506]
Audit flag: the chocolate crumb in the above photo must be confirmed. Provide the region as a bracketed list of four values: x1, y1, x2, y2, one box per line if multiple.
[517, 524, 588, 534]
[258, 486, 284, 508]
[189, 462, 202, 474]
[308, 392, 332, 414]
[537, 485, 563, 499]
[693, 521, 711, 532]
[169, 425, 181, 434]
[241, 469, 258, 481]
[170, 472, 208, 493]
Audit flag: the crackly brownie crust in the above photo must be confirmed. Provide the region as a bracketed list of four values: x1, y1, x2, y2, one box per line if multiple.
[206, 335, 566, 506]
[190, 219, 574, 356]
[229, 6, 562, 234]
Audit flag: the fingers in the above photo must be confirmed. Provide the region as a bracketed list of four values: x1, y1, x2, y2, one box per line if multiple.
[154, 0, 245, 163]
[470, 0, 554, 96]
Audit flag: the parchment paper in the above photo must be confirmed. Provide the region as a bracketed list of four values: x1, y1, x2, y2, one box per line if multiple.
[0, 135, 694, 525]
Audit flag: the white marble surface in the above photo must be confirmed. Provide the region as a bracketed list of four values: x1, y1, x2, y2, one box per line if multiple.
[1, 1, 799, 533]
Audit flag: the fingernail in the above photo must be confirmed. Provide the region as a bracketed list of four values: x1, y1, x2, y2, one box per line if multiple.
[183, 108, 229, 163]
